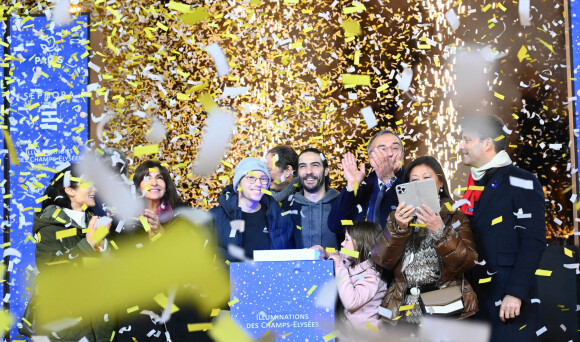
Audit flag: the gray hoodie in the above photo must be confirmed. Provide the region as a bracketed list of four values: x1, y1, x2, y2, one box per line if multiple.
[283, 188, 341, 249]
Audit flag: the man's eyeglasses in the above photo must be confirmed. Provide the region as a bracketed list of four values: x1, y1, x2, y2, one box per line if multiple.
[244, 175, 270, 185]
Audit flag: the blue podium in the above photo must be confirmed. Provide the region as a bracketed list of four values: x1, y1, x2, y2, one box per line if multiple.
[230, 260, 335, 341]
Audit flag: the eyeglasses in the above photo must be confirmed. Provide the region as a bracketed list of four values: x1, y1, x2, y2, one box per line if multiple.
[244, 175, 270, 185]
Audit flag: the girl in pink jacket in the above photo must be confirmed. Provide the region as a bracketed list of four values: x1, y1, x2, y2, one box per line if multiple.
[328, 221, 388, 336]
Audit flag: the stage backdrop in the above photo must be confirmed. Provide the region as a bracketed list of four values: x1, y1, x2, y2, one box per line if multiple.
[3, 15, 90, 340]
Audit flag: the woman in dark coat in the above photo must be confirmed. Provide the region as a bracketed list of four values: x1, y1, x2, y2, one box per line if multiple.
[371, 156, 479, 327]
[31, 164, 114, 341]
[115, 160, 212, 342]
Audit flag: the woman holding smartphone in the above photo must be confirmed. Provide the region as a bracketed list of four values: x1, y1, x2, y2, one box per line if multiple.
[371, 156, 479, 329]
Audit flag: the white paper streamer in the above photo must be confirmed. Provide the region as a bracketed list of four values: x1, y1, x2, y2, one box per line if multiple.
[146, 118, 166, 143]
[77, 152, 144, 222]
[360, 106, 377, 129]
[314, 279, 338, 309]
[3, 248, 22, 259]
[514, 208, 532, 219]
[535, 326, 547, 336]
[219, 86, 249, 99]
[53, 0, 72, 26]
[519, 0, 531, 27]
[445, 9, 460, 31]
[192, 108, 236, 177]
[205, 43, 230, 77]
[509, 176, 534, 190]
[452, 199, 470, 211]
[480, 46, 507, 61]
[396, 67, 413, 92]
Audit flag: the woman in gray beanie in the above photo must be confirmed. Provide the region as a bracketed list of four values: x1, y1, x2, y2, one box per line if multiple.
[210, 157, 295, 261]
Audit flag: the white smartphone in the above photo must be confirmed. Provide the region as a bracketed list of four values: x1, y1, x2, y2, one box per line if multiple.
[395, 179, 441, 216]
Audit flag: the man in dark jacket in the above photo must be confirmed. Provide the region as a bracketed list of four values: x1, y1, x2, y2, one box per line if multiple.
[458, 114, 546, 341]
[328, 129, 404, 234]
[265, 145, 299, 202]
[282, 148, 341, 249]
[210, 157, 294, 261]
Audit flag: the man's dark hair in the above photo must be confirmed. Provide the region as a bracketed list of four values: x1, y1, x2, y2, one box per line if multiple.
[298, 147, 330, 189]
[459, 114, 506, 152]
[267, 146, 298, 174]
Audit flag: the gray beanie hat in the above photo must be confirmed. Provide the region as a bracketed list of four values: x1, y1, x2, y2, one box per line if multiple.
[233, 157, 271, 191]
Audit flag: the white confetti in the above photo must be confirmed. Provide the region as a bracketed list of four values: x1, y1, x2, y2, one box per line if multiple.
[549, 144, 562, 150]
[31, 66, 43, 84]
[474, 259, 486, 266]
[509, 176, 534, 190]
[531, 298, 541, 304]
[480, 46, 506, 61]
[314, 279, 338, 309]
[378, 306, 392, 319]
[559, 324, 566, 332]
[361, 106, 377, 129]
[53, 0, 72, 26]
[3, 248, 22, 259]
[77, 152, 144, 222]
[452, 199, 471, 211]
[227, 244, 248, 261]
[535, 326, 547, 336]
[230, 220, 245, 233]
[205, 43, 230, 77]
[553, 218, 562, 226]
[502, 125, 512, 135]
[219, 86, 250, 99]
[396, 67, 413, 92]
[570, 194, 577, 203]
[495, 300, 502, 306]
[451, 220, 461, 229]
[146, 118, 166, 143]
[514, 208, 532, 219]
[88, 61, 101, 73]
[519, 0, 531, 27]
[445, 9, 460, 32]
[192, 108, 236, 177]
[115, 219, 125, 234]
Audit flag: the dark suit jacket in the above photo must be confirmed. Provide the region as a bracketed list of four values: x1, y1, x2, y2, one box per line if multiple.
[469, 164, 546, 341]
[327, 169, 404, 234]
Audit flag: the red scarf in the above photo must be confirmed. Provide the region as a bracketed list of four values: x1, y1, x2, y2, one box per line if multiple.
[460, 174, 484, 215]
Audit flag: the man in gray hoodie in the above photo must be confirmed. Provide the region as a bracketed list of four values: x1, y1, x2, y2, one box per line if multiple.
[281, 148, 341, 249]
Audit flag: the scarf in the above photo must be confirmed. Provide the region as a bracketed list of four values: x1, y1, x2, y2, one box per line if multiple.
[156, 200, 174, 224]
[461, 151, 512, 215]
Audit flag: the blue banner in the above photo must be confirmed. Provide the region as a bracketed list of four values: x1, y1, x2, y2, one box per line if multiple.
[230, 260, 335, 341]
[572, 1, 580, 243]
[6, 15, 89, 339]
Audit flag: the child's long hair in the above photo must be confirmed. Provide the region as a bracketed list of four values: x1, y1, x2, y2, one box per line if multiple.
[345, 221, 384, 272]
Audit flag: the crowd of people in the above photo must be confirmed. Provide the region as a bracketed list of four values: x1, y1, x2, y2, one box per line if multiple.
[24, 114, 546, 342]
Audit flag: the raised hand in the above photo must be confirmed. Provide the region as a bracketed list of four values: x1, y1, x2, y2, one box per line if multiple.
[394, 202, 415, 229]
[144, 209, 165, 238]
[416, 205, 444, 234]
[342, 152, 365, 191]
[369, 148, 402, 183]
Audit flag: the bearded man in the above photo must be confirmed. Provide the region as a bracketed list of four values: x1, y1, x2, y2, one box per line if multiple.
[281, 148, 341, 249]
